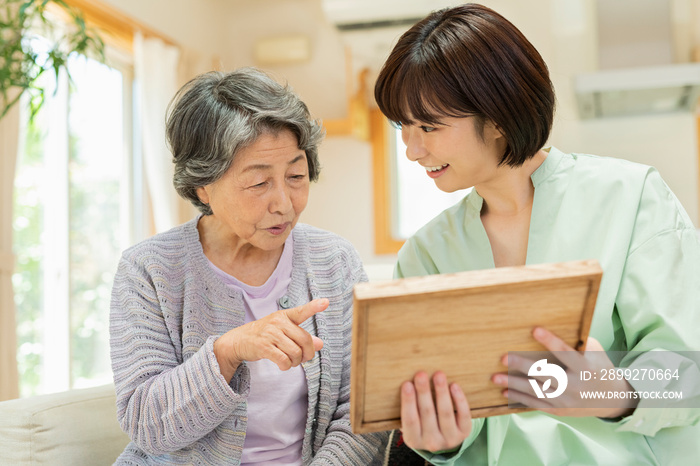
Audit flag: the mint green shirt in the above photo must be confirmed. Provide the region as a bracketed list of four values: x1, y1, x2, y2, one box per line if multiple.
[395, 147, 700, 465]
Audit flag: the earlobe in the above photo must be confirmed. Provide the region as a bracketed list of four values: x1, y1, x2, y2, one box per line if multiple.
[196, 186, 210, 205]
[485, 120, 505, 141]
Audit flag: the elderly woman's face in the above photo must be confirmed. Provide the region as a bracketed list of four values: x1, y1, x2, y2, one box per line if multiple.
[196, 129, 309, 251]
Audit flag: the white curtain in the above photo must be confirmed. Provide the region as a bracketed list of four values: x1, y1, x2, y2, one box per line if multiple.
[134, 32, 181, 233]
[0, 93, 21, 401]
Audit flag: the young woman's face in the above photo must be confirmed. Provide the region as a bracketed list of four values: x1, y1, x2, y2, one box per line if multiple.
[400, 116, 507, 192]
[196, 129, 309, 251]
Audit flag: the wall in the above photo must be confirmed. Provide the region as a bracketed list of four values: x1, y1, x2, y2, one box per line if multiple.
[100, 0, 228, 62]
[215, 0, 348, 120]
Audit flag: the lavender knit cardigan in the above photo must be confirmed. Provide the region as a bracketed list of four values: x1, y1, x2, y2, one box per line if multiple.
[110, 217, 389, 465]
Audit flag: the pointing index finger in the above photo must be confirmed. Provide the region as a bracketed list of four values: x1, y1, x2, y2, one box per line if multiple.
[285, 298, 329, 325]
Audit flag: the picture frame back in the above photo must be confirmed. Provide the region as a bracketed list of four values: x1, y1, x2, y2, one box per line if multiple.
[350, 260, 602, 434]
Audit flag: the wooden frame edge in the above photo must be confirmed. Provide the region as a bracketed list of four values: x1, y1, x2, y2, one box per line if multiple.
[350, 260, 601, 434]
[350, 299, 367, 433]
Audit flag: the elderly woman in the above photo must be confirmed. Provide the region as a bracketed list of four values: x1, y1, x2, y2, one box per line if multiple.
[109, 68, 387, 465]
[374, 3, 700, 465]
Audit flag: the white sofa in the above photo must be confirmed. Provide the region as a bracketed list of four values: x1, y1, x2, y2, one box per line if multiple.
[0, 383, 423, 465]
[0, 384, 130, 465]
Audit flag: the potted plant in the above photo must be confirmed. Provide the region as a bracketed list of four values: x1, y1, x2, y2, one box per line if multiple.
[0, 0, 104, 119]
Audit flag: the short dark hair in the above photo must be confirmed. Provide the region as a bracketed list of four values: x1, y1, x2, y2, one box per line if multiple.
[374, 3, 555, 166]
[167, 68, 324, 215]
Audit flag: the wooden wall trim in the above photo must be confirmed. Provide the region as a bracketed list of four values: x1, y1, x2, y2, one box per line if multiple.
[59, 0, 178, 51]
[371, 108, 404, 255]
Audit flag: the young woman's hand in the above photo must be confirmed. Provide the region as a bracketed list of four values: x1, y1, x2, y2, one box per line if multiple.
[492, 327, 638, 419]
[213, 298, 327, 382]
[400, 371, 472, 453]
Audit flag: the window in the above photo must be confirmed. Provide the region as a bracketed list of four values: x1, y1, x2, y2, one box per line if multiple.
[372, 111, 469, 254]
[12, 45, 140, 396]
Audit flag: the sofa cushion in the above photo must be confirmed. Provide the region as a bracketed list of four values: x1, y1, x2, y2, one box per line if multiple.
[0, 384, 130, 465]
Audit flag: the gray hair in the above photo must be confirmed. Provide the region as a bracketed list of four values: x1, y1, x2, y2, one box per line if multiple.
[166, 67, 324, 215]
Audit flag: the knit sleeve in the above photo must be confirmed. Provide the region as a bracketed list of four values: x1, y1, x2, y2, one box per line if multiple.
[110, 254, 250, 455]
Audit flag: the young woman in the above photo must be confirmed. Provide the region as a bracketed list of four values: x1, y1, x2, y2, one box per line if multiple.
[375, 4, 700, 465]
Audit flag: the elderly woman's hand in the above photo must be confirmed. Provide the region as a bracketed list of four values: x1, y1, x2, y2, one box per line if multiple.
[214, 298, 328, 382]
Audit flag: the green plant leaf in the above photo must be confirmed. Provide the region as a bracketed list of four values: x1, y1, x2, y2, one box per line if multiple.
[1, 0, 105, 120]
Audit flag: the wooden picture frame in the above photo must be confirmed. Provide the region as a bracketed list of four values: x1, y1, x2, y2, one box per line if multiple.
[350, 260, 602, 434]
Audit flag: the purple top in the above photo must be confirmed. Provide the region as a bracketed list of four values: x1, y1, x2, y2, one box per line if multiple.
[208, 231, 306, 465]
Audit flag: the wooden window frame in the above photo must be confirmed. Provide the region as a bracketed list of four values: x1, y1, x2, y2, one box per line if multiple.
[57, 0, 177, 51]
[371, 109, 404, 255]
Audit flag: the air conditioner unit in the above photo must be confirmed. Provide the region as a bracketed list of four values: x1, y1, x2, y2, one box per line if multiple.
[322, 0, 459, 31]
[574, 63, 700, 119]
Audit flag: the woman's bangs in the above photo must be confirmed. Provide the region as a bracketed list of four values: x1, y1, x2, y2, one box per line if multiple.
[401, 78, 442, 125]
[378, 67, 456, 126]
[375, 66, 414, 126]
